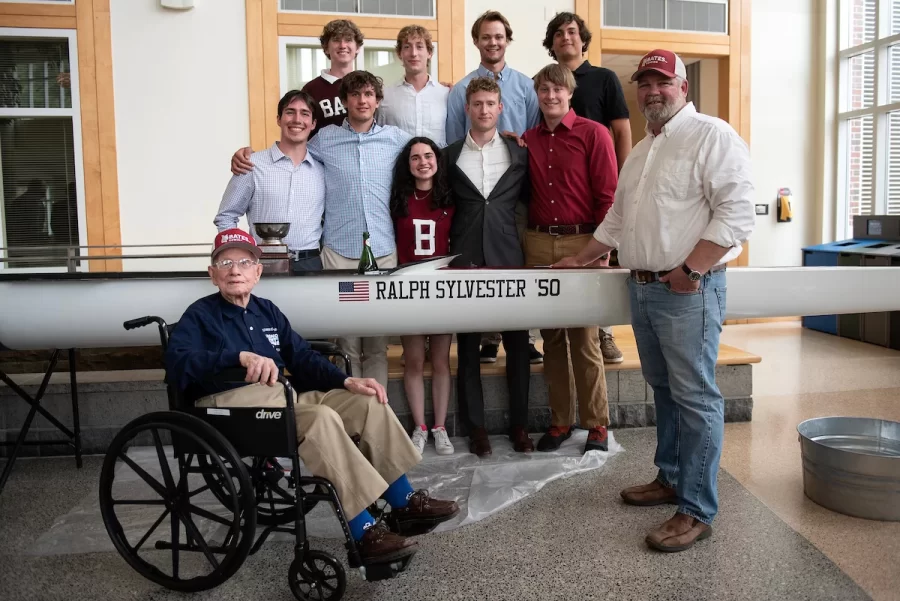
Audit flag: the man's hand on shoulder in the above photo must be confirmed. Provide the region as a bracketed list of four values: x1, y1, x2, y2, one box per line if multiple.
[344, 377, 388, 404]
[501, 130, 527, 148]
[239, 351, 279, 386]
[231, 147, 254, 176]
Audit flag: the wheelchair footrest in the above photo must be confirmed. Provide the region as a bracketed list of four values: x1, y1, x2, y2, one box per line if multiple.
[356, 553, 416, 582]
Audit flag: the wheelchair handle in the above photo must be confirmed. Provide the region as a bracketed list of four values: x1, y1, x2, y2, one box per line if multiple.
[123, 316, 163, 331]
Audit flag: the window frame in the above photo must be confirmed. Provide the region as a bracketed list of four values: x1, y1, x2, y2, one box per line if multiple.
[278, 0, 437, 20]
[0, 0, 74, 4]
[0, 26, 87, 273]
[836, 0, 900, 238]
[601, 0, 730, 35]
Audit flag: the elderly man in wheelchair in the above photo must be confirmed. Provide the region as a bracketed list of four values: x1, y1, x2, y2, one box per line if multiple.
[176, 227, 457, 543]
[99, 228, 459, 598]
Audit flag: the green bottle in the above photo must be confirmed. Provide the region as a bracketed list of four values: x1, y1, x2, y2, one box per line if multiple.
[357, 231, 379, 274]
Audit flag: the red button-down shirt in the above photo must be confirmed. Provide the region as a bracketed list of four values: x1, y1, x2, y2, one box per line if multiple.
[523, 108, 617, 228]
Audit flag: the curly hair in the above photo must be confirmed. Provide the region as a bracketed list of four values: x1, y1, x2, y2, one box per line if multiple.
[395, 25, 434, 56]
[319, 19, 364, 58]
[543, 12, 592, 60]
[465, 76, 502, 104]
[339, 70, 384, 102]
[390, 137, 452, 219]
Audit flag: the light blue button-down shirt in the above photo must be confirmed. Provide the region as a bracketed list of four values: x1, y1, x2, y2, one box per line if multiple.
[308, 119, 411, 259]
[445, 63, 541, 145]
[215, 143, 325, 252]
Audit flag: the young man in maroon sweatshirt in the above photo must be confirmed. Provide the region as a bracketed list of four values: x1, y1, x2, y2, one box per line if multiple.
[301, 19, 364, 136]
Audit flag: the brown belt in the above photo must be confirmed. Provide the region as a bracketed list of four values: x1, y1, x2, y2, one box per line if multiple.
[529, 223, 597, 235]
[630, 263, 726, 284]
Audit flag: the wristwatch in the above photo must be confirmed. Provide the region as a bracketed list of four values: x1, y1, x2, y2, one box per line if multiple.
[682, 263, 702, 282]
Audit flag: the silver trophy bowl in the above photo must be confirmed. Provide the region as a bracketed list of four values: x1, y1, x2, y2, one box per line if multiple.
[254, 222, 291, 244]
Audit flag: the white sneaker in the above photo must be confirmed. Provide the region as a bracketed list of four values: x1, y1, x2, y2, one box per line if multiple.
[432, 427, 454, 455]
[411, 427, 428, 454]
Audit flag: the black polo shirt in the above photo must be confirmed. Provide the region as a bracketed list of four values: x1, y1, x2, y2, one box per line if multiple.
[570, 61, 630, 127]
[165, 292, 348, 402]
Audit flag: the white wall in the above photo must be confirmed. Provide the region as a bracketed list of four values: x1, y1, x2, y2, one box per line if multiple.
[464, 0, 574, 76]
[111, 0, 250, 271]
[748, 0, 818, 266]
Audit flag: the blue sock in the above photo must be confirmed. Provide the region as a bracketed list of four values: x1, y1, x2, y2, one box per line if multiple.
[348, 509, 376, 541]
[382, 474, 415, 509]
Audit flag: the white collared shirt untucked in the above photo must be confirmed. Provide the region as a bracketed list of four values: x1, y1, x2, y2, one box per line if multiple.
[593, 102, 755, 272]
[455, 131, 510, 199]
[379, 77, 449, 147]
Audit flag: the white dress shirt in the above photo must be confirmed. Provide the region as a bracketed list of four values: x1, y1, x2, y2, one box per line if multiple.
[593, 102, 755, 272]
[379, 76, 449, 147]
[455, 130, 511, 199]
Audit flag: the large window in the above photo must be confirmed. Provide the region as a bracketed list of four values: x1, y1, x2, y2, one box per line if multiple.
[603, 0, 728, 34]
[838, 0, 900, 236]
[0, 29, 84, 271]
[279, 37, 437, 93]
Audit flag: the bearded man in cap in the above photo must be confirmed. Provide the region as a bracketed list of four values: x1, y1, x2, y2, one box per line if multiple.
[555, 50, 755, 552]
[164, 228, 458, 563]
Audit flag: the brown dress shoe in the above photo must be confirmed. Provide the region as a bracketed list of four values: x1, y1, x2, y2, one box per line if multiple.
[509, 425, 534, 452]
[645, 512, 712, 552]
[358, 523, 418, 563]
[389, 490, 460, 535]
[469, 427, 492, 456]
[620, 480, 678, 506]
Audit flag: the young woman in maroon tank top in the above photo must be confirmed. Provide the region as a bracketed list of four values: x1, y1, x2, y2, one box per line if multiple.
[389, 137, 455, 456]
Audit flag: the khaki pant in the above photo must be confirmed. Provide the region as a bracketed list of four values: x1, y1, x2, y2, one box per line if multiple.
[321, 245, 398, 389]
[523, 230, 610, 428]
[196, 384, 421, 518]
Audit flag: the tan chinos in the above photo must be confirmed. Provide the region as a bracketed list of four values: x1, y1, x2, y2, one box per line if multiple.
[523, 230, 610, 428]
[196, 383, 421, 518]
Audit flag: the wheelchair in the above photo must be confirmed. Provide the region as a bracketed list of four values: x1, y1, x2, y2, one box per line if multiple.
[98, 315, 418, 601]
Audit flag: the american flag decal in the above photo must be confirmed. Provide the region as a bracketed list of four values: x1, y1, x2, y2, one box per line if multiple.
[338, 281, 369, 302]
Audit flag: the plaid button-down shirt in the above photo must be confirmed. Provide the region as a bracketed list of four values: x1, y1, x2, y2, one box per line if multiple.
[215, 143, 325, 251]
[308, 119, 411, 259]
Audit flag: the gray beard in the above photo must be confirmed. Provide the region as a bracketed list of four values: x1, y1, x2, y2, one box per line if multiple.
[641, 100, 680, 125]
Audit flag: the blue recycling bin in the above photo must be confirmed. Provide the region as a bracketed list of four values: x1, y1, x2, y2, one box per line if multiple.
[801, 239, 891, 336]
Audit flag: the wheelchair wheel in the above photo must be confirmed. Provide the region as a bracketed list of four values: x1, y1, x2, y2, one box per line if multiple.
[199, 455, 323, 526]
[288, 550, 346, 601]
[99, 411, 256, 593]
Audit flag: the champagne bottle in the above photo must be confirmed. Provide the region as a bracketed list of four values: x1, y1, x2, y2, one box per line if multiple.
[357, 231, 379, 274]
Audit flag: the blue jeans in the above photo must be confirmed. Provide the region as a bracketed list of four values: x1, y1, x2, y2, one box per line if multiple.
[627, 270, 727, 524]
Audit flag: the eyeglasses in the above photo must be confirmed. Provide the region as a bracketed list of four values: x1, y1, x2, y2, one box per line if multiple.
[212, 258, 259, 270]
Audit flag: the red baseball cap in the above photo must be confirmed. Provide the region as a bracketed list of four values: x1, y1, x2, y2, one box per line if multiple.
[212, 228, 262, 260]
[631, 49, 687, 82]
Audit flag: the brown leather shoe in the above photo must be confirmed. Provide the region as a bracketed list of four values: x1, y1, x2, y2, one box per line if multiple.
[358, 523, 418, 562]
[469, 427, 492, 456]
[389, 490, 460, 534]
[645, 512, 712, 552]
[509, 425, 534, 452]
[620, 480, 678, 506]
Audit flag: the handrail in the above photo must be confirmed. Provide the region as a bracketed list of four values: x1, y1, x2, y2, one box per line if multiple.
[0, 244, 212, 273]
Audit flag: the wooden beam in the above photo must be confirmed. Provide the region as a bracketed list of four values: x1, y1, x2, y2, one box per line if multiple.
[92, 0, 122, 271]
[0, 3, 76, 17]
[276, 24, 416, 40]
[584, 0, 602, 66]
[601, 37, 730, 57]
[245, 0, 267, 151]
[0, 15, 76, 28]
[450, 0, 466, 81]
[437, 0, 452, 82]
[73, 0, 121, 272]
[262, 0, 280, 146]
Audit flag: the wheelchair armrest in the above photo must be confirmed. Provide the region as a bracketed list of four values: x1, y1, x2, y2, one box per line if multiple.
[308, 340, 342, 355]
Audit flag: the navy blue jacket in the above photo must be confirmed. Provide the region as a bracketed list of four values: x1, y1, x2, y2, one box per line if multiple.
[165, 293, 348, 402]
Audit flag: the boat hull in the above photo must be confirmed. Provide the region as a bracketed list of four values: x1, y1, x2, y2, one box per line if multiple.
[1, 263, 899, 350]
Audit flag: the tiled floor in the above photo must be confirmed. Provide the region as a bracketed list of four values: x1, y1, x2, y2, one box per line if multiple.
[1, 322, 898, 601]
[720, 322, 900, 601]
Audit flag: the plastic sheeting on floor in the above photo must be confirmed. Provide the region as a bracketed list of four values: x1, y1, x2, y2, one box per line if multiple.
[28, 429, 622, 555]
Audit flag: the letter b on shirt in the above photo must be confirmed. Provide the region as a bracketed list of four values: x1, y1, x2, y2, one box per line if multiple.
[413, 219, 436, 256]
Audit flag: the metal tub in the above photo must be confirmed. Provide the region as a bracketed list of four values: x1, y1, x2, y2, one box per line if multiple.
[797, 416, 900, 521]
